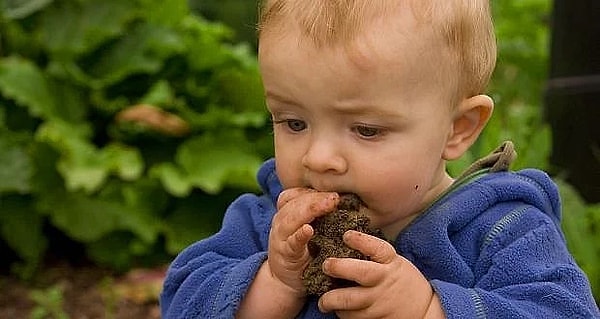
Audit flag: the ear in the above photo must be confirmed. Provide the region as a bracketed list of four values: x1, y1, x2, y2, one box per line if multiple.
[443, 95, 494, 160]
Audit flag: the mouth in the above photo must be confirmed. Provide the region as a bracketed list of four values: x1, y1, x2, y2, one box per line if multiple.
[337, 193, 370, 212]
[305, 186, 369, 210]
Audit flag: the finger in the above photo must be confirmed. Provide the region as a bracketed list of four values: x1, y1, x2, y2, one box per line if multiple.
[286, 224, 314, 253]
[277, 187, 314, 210]
[318, 286, 371, 313]
[343, 230, 396, 264]
[274, 191, 339, 237]
[323, 258, 382, 287]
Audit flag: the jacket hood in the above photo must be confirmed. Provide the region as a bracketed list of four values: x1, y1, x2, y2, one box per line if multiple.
[257, 158, 282, 205]
[448, 140, 561, 227]
[461, 168, 561, 225]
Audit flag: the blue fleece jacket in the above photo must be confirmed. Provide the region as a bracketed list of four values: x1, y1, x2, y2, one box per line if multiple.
[160, 158, 600, 318]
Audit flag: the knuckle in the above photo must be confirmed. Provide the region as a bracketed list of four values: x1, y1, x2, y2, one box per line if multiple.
[370, 240, 395, 263]
[277, 187, 309, 208]
[356, 263, 372, 280]
[293, 225, 308, 244]
[341, 294, 354, 309]
[276, 189, 294, 209]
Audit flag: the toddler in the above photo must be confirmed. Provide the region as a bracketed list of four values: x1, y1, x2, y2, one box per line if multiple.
[160, 0, 600, 318]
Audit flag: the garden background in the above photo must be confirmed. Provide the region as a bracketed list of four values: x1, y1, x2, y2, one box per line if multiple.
[0, 0, 598, 317]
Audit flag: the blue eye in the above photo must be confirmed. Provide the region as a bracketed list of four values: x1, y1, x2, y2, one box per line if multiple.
[287, 119, 307, 131]
[355, 125, 381, 138]
[273, 118, 307, 132]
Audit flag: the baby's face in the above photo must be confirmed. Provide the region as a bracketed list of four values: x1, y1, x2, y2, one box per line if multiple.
[259, 11, 458, 237]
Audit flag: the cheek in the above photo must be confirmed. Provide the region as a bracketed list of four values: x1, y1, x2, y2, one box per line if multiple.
[361, 158, 439, 215]
[274, 140, 303, 189]
[363, 167, 420, 202]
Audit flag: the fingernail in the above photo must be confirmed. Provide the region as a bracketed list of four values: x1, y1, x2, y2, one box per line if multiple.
[321, 194, 337, 208]
[327, 193, 338, 202]
[322, 258, 332, 273]
[322, 259, 329, 270]
[344, 230, 357, 239]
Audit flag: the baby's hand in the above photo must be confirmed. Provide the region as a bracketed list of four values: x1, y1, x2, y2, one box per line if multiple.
[318, 230, 436, 319]
[266, 188, 339, 297]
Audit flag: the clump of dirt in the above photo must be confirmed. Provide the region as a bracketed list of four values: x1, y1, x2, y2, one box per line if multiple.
[302, 193, 387, 296]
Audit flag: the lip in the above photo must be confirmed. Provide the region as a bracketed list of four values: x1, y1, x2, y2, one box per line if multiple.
[305, 185, 370, 209]
[339, 192, 365, 204]
[337, 192, 371, 212]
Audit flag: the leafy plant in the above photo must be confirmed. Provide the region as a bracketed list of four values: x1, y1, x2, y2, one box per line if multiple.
[0, 0, 271, 276]
[558, 180, 600, 301]
[29, 284, 69, 319]
[98, 277, 117, 319]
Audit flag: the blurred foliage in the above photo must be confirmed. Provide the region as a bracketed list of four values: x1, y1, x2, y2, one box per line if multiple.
[189, 0, 259, 49]
[0, 0, 597, 303]
[449, 0, 553, 173]
[0, 0, 271, 277]
[558, 180, 600, 301]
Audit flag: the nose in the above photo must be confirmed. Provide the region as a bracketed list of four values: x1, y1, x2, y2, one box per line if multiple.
[301, 136, 348, 175]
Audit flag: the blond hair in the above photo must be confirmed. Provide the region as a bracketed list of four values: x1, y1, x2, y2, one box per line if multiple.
[258, 0, 497, 100]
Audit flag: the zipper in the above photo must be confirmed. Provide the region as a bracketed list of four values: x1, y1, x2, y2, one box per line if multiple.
[470, 289, 488, 319]
[481, 205, 529, 252]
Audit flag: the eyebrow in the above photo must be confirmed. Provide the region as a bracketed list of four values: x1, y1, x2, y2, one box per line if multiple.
[265, 91, 406, 120]
[264, 91, 300, 106]
[329, 101, 407, 121]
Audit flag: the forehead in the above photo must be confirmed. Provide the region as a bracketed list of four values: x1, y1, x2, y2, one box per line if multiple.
[259, 25, 453, 113]
[258, 0, 456, 69]
[260, 0, 414, 46]
[258, 6, 450, 88]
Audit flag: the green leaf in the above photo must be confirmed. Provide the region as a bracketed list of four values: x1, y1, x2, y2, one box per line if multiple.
[0, 57, 56, 120]
[102, 143, 144, 181]
[151, 132, 262, 196]
[213, 65, 265, 114]
[118, 178, 170, 215]
[46, 81, 88, 123]
[139, 0, 189, 26]
[0, 106, 6, 128]
[177, 133, 261, 194]
[39, 190, 160, 244]
[81, 22, 184, 87]
[164, 208, 218, 254]
[150, 163, 191, 197]
[163, 193, 230, 254]
[0, 195, 47, 274]
[183, 105, 267, 130]
[514, 124, 551, 170]
[86, 232, 138, 271]
[181, 16, 235, 71]
[0, 131, 33, 193]
[36, 120, 144, 193]
[140, 80, 176, 106]
[2, 0, 53, 19]
[558, 179, 599, 289]
[35, 120, 102, 191]
[587, 204, 600, 301]
[40, 0, 137, 57]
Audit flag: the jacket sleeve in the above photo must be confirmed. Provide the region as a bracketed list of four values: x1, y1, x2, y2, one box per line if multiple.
[160, 193, 274, 319]
[431, 205, 600, 318]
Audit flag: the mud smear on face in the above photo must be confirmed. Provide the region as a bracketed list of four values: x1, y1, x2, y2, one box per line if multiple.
[302, 193, 388, 296]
